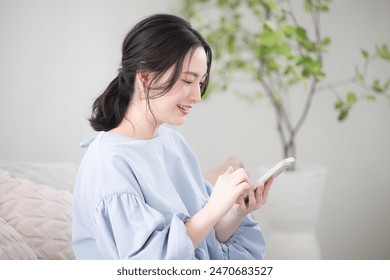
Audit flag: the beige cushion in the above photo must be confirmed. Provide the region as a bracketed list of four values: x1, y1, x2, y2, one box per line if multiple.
[0, 217, 37, 259]
[0, 169, 74, 259]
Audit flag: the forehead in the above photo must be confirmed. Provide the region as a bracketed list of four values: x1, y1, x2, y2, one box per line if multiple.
[182, 47, 208, 77]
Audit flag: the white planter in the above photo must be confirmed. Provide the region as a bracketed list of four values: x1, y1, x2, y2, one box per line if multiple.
[253, 164, 327, 260]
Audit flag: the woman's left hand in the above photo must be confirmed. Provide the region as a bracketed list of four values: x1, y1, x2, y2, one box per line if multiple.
[230, 177, 274, 216]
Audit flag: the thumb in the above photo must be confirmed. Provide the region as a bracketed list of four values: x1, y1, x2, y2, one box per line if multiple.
[224, 165, 234, 174]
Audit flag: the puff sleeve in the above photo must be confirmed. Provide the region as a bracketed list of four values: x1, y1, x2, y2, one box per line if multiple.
[94, 192, 195, 259]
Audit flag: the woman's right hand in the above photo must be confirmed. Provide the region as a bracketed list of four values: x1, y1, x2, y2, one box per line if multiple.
[207, 166, 251, 219]
[185, 166, 250, 248]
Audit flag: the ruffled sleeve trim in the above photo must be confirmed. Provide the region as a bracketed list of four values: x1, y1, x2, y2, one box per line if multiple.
[220, 215, 266, 260]
[93, 192, 195, 259]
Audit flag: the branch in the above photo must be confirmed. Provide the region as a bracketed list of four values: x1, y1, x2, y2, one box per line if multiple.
[285, 0, 305, 57]
[259, 70, 297, 158]
[260, 74, 294, 134]
[286, 0, 300, 27]
[293, 1, 323, 137]
[312, 0, 323, 62]
[316, 77, 356, 92]
[258, 73, 285, 137]
[293, 77, 318, 135]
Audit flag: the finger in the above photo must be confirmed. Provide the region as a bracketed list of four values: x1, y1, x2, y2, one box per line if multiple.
[245, 186, 256, 209]
[224, 165, 234, 175]
[238, 192, 253, 212]
[236, 194, 246, 207]
[254, 182, 264, 205]
[226, 156, 244, 170]
[265, 176, 274, 187]
[261, 177, 273, 202]
[231, 168, 249, 185]
[235, 181, 251, 197]
[256, 181, 265, 195]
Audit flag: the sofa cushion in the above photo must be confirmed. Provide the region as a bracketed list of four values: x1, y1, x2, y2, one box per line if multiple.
[0, 169, 74, 259]
[0, 159, 78, 192]
[0, 217, 37, 259]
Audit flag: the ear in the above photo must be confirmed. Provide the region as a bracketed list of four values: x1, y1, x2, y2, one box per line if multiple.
[136, 70, 150, 90]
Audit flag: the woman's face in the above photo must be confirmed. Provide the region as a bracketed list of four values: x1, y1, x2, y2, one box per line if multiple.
[147, 47, 208, 126]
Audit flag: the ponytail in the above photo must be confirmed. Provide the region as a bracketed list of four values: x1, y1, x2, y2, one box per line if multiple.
[89, 72, 135, 131]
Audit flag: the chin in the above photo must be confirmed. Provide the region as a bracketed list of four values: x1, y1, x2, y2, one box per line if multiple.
[174, 120, 185, 126]
[168, 118, 185, 126]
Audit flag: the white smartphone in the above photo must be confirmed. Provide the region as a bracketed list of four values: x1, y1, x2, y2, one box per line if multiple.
[256, 157, 295, 187]
[244, 157, 295, 202]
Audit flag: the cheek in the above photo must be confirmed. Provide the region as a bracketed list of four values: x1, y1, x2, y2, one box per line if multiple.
[148, 86, 184, 112]
[149, 96, 178, 114]
[161, 89, 183, 106]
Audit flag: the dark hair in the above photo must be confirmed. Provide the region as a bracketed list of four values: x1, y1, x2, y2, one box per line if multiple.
[89, 14, 212, 131]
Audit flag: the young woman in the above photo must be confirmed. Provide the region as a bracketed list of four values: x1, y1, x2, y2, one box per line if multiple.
[72, 13, 273, 260]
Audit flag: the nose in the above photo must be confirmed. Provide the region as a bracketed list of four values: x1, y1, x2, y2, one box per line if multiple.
[190, 85, 202, 103]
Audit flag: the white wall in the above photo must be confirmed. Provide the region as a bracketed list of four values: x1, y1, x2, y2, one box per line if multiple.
[1, 0, 389, 259]
[0, 0, 181, 163]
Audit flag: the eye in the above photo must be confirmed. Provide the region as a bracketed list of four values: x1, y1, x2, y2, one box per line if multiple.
[182, 80, 193, 85]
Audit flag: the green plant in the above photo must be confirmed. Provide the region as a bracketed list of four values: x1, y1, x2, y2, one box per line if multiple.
[182, 0, 390, 166]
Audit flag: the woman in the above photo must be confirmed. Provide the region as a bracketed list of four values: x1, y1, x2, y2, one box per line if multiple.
[72, 13, 273, 260]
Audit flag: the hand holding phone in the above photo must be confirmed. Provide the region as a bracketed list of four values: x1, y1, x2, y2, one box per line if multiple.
[244, 157, 295, 202]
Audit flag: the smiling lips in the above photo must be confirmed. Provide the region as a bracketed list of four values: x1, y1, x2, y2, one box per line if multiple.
[177, 104, 192, 114]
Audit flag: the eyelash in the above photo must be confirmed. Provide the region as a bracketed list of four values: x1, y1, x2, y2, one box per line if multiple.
[182, 80, 204, 87]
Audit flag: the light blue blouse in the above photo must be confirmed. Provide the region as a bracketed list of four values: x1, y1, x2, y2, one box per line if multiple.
[72, 126, 266, 259]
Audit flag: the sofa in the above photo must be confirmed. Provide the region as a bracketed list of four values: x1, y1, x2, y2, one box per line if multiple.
[0, 159, 77, 259]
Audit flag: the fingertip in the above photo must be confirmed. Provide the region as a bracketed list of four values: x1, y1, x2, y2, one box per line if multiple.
[224, 165, 234, 174]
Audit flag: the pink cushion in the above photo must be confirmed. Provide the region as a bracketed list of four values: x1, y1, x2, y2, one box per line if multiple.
[0, 170, 74, 259]
[0, 217, 37, 259]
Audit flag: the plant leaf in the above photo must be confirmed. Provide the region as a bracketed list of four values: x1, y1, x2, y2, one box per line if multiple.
[346, 92, 357, 105]
[322, 37, 331, 46]
[335, 100, 343, 109]
[372, 79, 383, 93]
[376, 44, 390, 60]
[338, 109, 349, 121]
[365, 94, 376, 101]
[360, 49, 369, 59]
[304, 0, 313, 12]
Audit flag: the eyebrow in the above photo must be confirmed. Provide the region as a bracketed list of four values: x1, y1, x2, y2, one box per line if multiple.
[181, 71, 207, 78]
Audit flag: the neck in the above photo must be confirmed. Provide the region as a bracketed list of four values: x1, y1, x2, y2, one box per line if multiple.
[110, 105, 160, 140]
